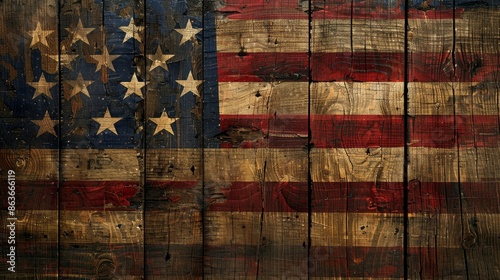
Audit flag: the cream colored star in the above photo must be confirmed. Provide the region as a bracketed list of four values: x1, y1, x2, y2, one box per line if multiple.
[48, 53, 78, 71]
[28, 22, 55, 48]
[31, 111, 58, 137]
[28, 73, 56, 99]
[176, 71, 203, 97]
[66, 19, 94, 45]
[147, 46, 174, 71]
[174, 20, 202, 45]
[66, 72, 93, 99]
[119, 18, 143, 43]
[91, 46, 120, 72]
[121, 73, 145, 99]
[149, 110, 178, 135]
[93, 108, 122, 135]
[48, 45, 78, 71]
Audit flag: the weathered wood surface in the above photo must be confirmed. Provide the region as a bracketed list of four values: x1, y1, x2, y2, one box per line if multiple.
[58, 0, 144, 278]
[144, 0, 203, 278]
[204, 0, 309, 278]
[0, 0, 59, 278]
[1, 0, 499, 279]
[310, 1, 405, 278]
[408, 1, 500, 279]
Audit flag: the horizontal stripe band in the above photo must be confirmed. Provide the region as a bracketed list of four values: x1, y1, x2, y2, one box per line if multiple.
[4, 147, 499, 182]
[218, 52, 500, 82]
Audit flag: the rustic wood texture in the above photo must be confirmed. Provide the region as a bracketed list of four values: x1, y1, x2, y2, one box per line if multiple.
[144, 0, 203, 278]
[58, 0, 144, 278]
[310, 1, 405, 279]
[407, 3, 463, 277]
[204, 0, 309, 278]
[0, 0, 59, 278]
[456, 7, 500, 279]
[407, 2, 500, 278]
[1, 0, 500, 279]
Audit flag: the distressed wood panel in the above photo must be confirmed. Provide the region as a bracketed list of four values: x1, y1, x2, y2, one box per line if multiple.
[0, 0, 59, 278]
[310, 0, 405, 278]
[204, 0, 309, 278]
[407, 2, 464, 278]
[144, 0, 203, 278]
[456, 6, 500, 279]
[58, 0, 144, 278]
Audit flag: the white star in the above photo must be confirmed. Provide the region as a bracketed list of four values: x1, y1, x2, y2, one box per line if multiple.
[119, 18, 143, 43]
[91, 46, 120, 72]
[66, 19, 94, 45]
[28, 22, 55, 48]
[174, 20, 202, 45]
[27, 73, 56, 99]
[121, 73, 145, 99]
[149, 110, 178, 135]
[92, 108, 122, 135]
[31, 111, 58, 137]
[147, 46, 174, 71]
[176, 71, 203, 97]
[65, 72, 93, 99]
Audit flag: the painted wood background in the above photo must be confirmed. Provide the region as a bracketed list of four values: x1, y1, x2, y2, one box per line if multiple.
[0, 0, 499, 279]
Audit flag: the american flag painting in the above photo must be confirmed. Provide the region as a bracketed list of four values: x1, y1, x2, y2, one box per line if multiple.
[1, 0, 500, 279]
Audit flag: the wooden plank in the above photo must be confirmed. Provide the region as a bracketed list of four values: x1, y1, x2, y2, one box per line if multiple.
[455, 5, 500, 279]
[407, 3, 466, 277]
[310, 1, 405, 278]
[204, 0, 309, 277]
[144, 0, 203, 278]
[59, 0, 144, 278]
[0, 0, 59, 277]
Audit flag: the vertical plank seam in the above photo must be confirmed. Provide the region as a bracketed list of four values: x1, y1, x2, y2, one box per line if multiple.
[307, 0, 313, 279]
[143, 0, 148, 278]
[201, 1, 206, 278]
[451, 0, 470, 277]
[57, 0, 62, 277]
[403, 0, 409, 278]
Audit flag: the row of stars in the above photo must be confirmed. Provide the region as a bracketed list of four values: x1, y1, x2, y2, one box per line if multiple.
[32, 108, 178, 138]
[29, 69, 202, 100]
[29, 18, 201, 48]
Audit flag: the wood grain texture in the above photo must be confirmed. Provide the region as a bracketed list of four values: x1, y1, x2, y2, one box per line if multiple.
[456, 5, 500, 279]
[144, 0, 203, 277]
[59, 0, 144, 278]
[407, 3, 467, 278]
[204, 0, 308, 278]
[311, 1, 405, 278]
[0, 0, 59, 278]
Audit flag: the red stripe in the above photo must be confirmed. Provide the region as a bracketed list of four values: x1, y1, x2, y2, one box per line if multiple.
[409, 181, 500, 213]
[60, 181, 140, 210]
[410, 115, 499, 148]
[312, 53, 405, 82]
[408, 247, 467, 278]
[11, 182, 499, 213]
[220, 115, 404, 148]
[1, 182, 58, 210]
[208, 182, 404, 213]
[217, 53, 309, 82]
[219, 115, 499, 148]
[218, 0, 460, 19]
[219, 53, 500, 82]
[410, 53, 500, 82]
